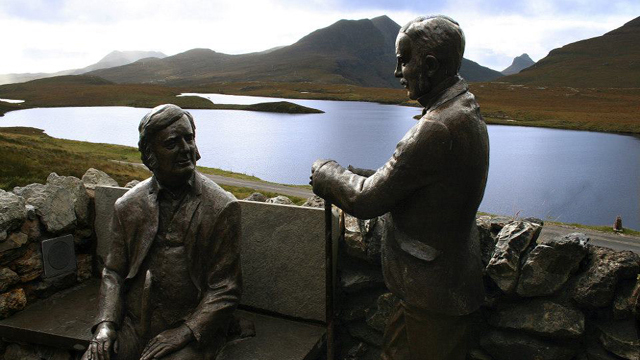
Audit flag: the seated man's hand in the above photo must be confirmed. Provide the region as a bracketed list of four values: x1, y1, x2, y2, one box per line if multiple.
[85, 321, 118, 360]
[140, 324, 194, 360]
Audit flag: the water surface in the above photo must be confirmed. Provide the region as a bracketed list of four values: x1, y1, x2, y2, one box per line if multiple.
[1, 97, 638, 230]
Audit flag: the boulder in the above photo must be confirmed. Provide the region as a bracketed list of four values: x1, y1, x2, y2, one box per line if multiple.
[570, 246, 640, 309]
[347, 321, 383, 347]
[340, 264, 385, 294]
[343, 214, 383, 265]
[244, 192, 267, 202]
[124, 180, 140, 188]
[340, 287, 386, 322]
[597, 319, 639, 360]
[20, 217, 42, 242]
[265, 195, 293, 205]
[0, 288, 27, 319]
[613, 279, 638, 320]
[480, 330, 576, 360]
[486, 221, 542, 293]
[0, 232, 28, 254]
[81, 168, 119, 190]
[26, 184, 77, 234]
[12, 183, 45, 201]
[76, 254, 93, 282]
[516, 233, 588, 297]
[476, 217, 497, 266]
[0, 267, 20, 292]
[0, 234, 29, 267]
[302, 195, 324, 208]
[583, 340, 629, 360]
[10, 244, 43, 282]
[365, 292, 399, 332]
[47, 173, 91, 226]
[22, 272, 76, 301]
[0, 190, 27, 242]
[488, 299, 585, 338]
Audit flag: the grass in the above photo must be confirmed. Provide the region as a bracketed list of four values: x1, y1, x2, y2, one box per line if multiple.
[0, 126, 307, 203]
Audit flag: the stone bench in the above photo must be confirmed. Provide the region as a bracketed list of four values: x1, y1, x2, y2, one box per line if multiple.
[0, 186, 338, 360]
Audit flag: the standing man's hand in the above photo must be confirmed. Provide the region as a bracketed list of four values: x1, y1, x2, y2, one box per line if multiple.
[310, 159, 335, 186]
[85, 321, 118, 360]
[140, 324, 194, 360]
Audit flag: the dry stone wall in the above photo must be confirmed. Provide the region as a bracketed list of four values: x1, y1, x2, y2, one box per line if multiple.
[337, 214, 640, 360]
[0, 168, 121, 360]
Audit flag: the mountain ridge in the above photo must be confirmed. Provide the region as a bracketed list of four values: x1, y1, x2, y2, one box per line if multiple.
[500, 16, 640, 88]
[88, 16, 503, 87]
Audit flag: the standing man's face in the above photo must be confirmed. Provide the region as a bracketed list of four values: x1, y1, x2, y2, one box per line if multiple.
[151, 116, 197, 185]
[395, 33, 429, 100]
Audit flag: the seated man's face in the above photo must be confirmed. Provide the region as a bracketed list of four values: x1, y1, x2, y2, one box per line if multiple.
[151, 115, 197, 184]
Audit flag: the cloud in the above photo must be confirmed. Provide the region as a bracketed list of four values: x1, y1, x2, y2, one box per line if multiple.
[0, 0, 638, 73]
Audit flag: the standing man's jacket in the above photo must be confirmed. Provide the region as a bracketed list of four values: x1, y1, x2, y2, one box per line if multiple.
[313, 76, 488, 315]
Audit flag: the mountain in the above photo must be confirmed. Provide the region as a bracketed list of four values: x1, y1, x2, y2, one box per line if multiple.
[88, 16, 502, 87]
[501, 54, 535, 75]
[500, 16, 640, 88]
[80, 50, 166, 73]
[461, 58, 503, 82]
[0, 51, 166, 85]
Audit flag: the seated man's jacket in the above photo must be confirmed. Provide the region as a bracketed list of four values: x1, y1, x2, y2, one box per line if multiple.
[94, 172, 242, 346]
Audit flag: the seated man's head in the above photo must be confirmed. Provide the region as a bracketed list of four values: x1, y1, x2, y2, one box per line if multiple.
[395, 15, 465, 100]
[138, 104, 201, 188]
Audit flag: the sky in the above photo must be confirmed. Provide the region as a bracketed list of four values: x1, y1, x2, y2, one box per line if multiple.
[1, 0, 639, 74]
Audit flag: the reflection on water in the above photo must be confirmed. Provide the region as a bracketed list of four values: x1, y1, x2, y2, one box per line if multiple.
[1, 96, 638, 230]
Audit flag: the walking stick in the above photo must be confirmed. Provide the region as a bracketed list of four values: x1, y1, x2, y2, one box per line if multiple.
[324, 200, 334, 360]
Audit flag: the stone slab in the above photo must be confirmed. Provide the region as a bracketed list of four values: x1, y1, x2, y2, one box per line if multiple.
[94, 187, 338, 322]
[218, 309, 325, 360]
[0, 281, 325, 360]
[93, 186, 129, 266]
[239, 200, 338, 322]
[0, 279, 99, 351]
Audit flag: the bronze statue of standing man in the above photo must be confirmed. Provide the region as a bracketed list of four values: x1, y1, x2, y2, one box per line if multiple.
[311, 16, 489, 359]
[84, 104, 242, 360]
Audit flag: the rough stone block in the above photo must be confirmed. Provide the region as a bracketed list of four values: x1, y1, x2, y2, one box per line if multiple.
[365, 292, 399, 332]
[21, 184, 77, 234]
[0, 288, 27, 319]
[570, 246, 640, 309]
[0, 268, 20, 292]
[486, 221, 542, 293]
[613, 279, 638, 320]
[480, 330, 577, 360]
[47, 173, 91, 227]
[81, 168, 118, 190]
[76, 254, 93, 282]
[265, 195, 293, 205]
[0, 190, 27, 241]
[517, 233, 588, 297]
[597, 319, 639, 360]
[11, 244, 43, 282]
[488, 299, 584, 338]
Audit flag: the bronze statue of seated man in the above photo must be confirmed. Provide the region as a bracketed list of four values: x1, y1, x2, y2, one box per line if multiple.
[83, 104, 242, 360]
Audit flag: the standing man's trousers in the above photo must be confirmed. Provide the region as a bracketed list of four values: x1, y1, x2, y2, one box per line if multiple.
[381, 302, 470, 360]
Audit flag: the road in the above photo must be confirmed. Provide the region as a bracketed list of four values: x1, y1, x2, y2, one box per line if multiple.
[211, 173, 640, 253]
[112, 160, 640, 253]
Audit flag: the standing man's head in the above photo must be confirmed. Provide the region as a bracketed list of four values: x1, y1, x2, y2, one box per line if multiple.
[138, 104, 201, 188]
[395, 15, 465, 100]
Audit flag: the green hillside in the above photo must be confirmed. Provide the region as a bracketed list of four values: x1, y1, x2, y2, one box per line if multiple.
[501, 16, 640, 88]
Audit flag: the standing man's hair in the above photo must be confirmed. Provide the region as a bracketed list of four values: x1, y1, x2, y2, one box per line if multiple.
[400, 15, 465, 77]
[138, 104, 201, 170]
